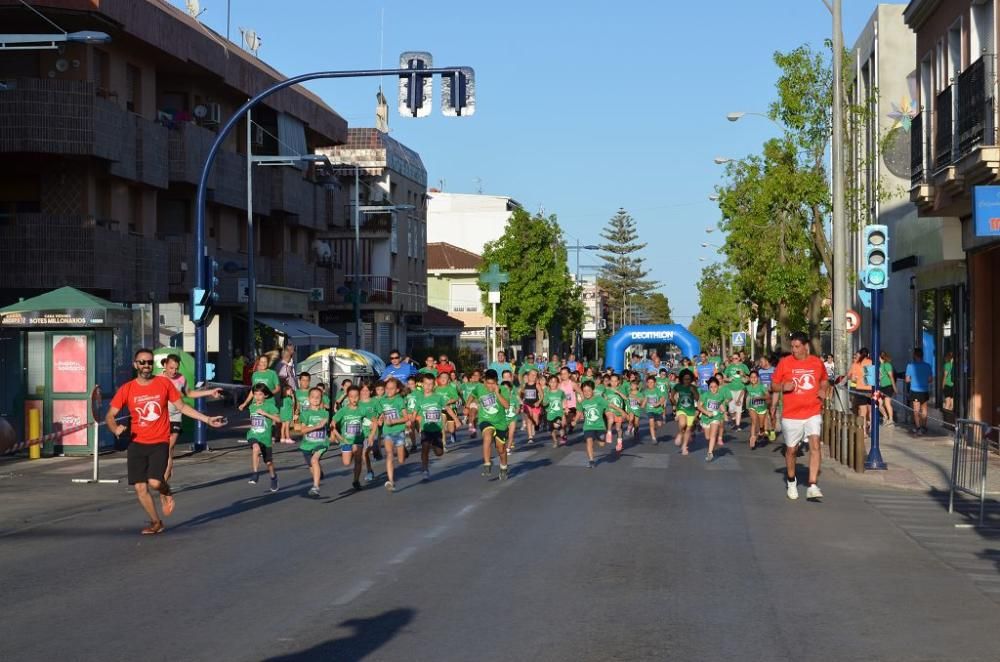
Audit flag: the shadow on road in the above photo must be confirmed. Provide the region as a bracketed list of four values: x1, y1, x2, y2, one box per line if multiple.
[263, 607, 415, 662]
[171, 478, 314, 530]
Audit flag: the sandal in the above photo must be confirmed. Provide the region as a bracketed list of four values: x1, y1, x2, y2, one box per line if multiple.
[141, 520, 165, 535]
[160, 493, 175, 517]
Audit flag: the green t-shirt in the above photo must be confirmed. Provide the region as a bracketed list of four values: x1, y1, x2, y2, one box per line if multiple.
[517, 363, 535, 377]
[546, 361, 561, 375]
[247, 400, 279, 445]
[655, 377, 670, 396]
[700, 390, 727, 422]
[252, 369, 280, 395]
[943, 360, 954, 387]
[471, 383, 510, 427]
[459, 382, 478, 403]
[332, 404, 367, 445]
[435, 383, 460, 406]
[543, 388, 566, 420]
[880, 362, 895, 388]
[506, 390, 521, 422]
[643, 388, 663, 413]
[724, 364, 749, 390]
[358, 399, 377, 436]
[418, 366, 439, 377]
[405, 391, 419, 413]
[605, 386, 625, 409]
[415, 391, 448, 432]
[298, 408, 330, 451]
[745, 383, 769, 413]
[626, 392, 643, 415]
[279, 397, 294, 422]
[672, 384, 699, 414]
[374, 394, 407, 436]
[295, 389, 329, 410]
[580, 396, 610, 431]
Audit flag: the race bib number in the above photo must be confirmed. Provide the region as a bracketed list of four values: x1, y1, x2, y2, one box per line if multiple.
[250, 414, 266, 431]
[751, 397, 767, 408]
[345, 421, 362, 436]
[424, 408, 441, 422]
[384, 407, 400, 420]
[524, 388, 538, 400]
[707, 400, 720, 412]
[646, 395, 658, 407]
[306, 428, 326, 440]
[480, 394, 497, 409]
[629, 398, 641, 409]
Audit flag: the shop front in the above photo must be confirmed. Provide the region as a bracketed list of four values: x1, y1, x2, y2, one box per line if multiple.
[966, 188, 1000, 427]
[0, 287, 133, 456]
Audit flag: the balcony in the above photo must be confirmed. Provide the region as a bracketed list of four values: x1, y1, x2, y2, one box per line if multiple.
[0, 214, 168, 302]
[955, 55, 1000, 189]
[0, 77, 167, 187]
[324, 210, 393, 238]
[331, 275, 395, 308]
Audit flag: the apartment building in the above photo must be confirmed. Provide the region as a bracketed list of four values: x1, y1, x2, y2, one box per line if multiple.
[319, 128, 429, 357]
[426, 241, 491, 359]
[426, 191, 520, 255]
[848, 4, 965, 414]
[0, 0, 352, 377]
[904, 0, 1000, 425]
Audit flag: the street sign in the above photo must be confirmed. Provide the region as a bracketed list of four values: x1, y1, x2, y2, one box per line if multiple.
[487, 290, 501, 304]
[479, 263, 509, 291]
[309, 287, 324, 303]
[731, 331, 746, 347]
[846, 309, 861, 333]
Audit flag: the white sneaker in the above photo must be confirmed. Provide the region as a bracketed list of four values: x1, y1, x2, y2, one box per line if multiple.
[806, 484, 823, 501]
[786, 479, 799, 500]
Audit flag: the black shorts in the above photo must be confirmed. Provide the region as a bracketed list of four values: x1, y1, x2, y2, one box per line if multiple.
[911, 391, 930, 404]
[421, 430, 443, 449]
[170, 421, 182, 434]
[252, 441, 273, 463]
[881, 385, 895, 397]
[942, 385, 954, 398]
[127, 442, 169, 485]
[851, 393, 870, 409]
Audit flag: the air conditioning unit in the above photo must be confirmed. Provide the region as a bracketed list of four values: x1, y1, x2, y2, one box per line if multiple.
[252, 125, 265, 147]
[205, 102, 222, 126]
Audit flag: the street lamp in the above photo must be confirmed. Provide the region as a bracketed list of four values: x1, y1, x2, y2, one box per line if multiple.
[726, 111, 782, 128]
[701, 242, 722, 249]
[714, 157, 734, 165]
[0, 30, 111, 50]
[709, 194, 719, 201]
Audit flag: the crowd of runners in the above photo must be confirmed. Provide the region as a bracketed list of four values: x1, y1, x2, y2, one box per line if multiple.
[105, 332, 832, 534]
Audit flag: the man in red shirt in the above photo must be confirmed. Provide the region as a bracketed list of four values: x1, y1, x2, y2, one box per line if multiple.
[772, 331, 829, 501]
[436, 354, 456, 377]
[107, 348, 226, 534]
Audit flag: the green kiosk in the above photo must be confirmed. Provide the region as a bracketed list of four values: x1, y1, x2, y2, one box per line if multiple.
[0, 287, 134, 457]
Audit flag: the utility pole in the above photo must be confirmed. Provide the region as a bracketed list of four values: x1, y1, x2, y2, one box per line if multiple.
[246, 107, 256, 358]
[830, 0, 849, 383]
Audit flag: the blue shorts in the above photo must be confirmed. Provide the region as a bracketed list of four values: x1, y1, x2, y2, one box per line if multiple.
[301, 448, 326, 464]
[382, 432, 406, 448]
[340, 442, 359, 453]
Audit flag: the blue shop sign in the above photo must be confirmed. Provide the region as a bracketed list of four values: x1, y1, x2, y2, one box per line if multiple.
[973, 186, 1000, 237]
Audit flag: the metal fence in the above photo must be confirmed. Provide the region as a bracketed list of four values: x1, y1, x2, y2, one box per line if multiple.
[822, 399, 866, 473]
[948, 419, 995, 525]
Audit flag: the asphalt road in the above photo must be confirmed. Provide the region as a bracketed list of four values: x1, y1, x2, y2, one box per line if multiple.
[2, 420, 1000, 662]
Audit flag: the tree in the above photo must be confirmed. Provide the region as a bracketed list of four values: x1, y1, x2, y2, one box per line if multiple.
[636, 292, 672, 325]
[597, 208, 656, 330]
[480, 209, 583, 353]
[689, 264, 740, 356]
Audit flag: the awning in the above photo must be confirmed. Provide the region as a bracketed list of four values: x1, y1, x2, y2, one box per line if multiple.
[257, 316, 339, 346]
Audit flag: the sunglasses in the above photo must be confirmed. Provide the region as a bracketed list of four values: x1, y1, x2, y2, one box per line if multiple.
[136, 359, 154, 366]
[390, 356, 400, 360]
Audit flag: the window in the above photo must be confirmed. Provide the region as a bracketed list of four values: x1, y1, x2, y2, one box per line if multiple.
[450, 282, 480, 312]
[936, 39, 946, 90]
[125, 64, 141, 114]
[92, 49, 110, 92]
[971, 1, 995, 58]
[947, 18, 963, 79]
[390, 216, 398, 254]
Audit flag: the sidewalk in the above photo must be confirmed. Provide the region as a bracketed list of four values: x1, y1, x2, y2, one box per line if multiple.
[826, 422, 1000, 494]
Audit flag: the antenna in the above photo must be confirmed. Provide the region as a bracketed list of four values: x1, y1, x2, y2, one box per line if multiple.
[473, 177, 483, 194]
[185, 0, 206, 19]
[239, 27, 261, 56]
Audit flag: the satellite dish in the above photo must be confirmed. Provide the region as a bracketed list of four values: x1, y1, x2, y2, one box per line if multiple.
[193, 104, 208, 119]
[185, 0, 205, 19]
[240, 27, 262, 56]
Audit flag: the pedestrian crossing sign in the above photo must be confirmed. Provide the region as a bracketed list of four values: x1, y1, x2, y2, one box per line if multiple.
[731, 332, 746, 347]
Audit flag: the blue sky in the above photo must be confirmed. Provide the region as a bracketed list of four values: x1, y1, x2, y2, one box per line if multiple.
[180, 0, 882, 323]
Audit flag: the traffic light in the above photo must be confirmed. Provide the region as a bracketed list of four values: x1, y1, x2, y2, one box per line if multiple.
[191, 257, 220, 325]
[191, 287, 209, 324]
[442, 67, 476, 117]
[205, 362, 216, 381]
[399, 51, 433, 118]
[861, 224, 889, 290]
[205, 256, 220, 303]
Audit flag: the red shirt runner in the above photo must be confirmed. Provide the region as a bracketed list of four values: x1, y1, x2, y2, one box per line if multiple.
[110, 376, 182, 444]
[773, 354, 827, 420]
[436, 362, 456, 376]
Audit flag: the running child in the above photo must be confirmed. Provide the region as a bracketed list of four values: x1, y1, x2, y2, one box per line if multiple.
[297, 387, 330, 497]
[745, 370, 770, 449]
[279, 384, 295, 444]
[469, 369, 512, 480]
[542, 375, 567, 447]
[519, 369, 542, 445]
[246, 384, 281, 492]
[359, 382, 379, 483]
[605, 373, 628, 452]
[462, 370, 482, 437]
[655, 368, 671, 426]
[414, 374, 457, 480]
[404, 376, 419, 452]
[435, 371, 462, 447]
[697, 377, 728, 462]
[643, 375, 665, 444]
[330, 385, 367, 491]
[375, 377, 408, 492]
[576, 380, 627, 468]
[626, 381, 644, 438]
[503, 378, 521, 452]
[670, 369, 699, 456]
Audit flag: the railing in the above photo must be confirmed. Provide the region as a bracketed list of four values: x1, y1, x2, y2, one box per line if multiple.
[822, 399, 866, 473]
[0, 214, 168, 301]
[911, 111, 924, 186]
[334, 275, 394, 305]
[335, 210, 394, 234]
[934, 85, 955, 171]
[957, 56, 993, 157]
[948, 420, 997, 525]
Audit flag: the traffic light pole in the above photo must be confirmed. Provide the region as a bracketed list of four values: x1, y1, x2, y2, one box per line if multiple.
[865, 287, 887, 470]
[191, 65, 471, 450]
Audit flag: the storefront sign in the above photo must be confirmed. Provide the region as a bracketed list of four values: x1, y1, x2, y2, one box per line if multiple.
[0, 307, 130, 327]
[52, 334, 88, 393]
[973, 186, 1000, 237]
